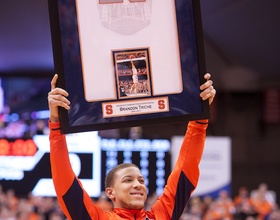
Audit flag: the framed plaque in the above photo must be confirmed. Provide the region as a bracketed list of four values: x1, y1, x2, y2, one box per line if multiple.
[48, 0, 209, 134]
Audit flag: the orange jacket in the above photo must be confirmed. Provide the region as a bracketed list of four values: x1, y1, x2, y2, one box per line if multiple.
[49, 120, 208, 220]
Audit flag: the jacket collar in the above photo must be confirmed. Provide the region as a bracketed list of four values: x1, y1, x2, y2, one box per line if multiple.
[113, 208, 147, 219]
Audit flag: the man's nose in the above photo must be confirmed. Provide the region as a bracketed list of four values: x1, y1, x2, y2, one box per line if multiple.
[132, 180, 142, 188]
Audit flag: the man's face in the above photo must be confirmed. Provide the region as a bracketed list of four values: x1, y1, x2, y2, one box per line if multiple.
[107, 166, 147, 209]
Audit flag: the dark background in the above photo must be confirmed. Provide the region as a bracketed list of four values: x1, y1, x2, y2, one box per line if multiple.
[0, 0, 280, 203]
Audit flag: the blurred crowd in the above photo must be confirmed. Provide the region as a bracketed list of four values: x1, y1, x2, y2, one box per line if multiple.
[0, 183, 279, 220]
[180, 183, 279, 220]
[0, 117, 49, 139]
[0, 186, 63, 220]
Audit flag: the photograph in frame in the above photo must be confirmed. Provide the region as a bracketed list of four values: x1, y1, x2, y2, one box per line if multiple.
[112, 48, 152, 99]
[48, 0, 209, 133]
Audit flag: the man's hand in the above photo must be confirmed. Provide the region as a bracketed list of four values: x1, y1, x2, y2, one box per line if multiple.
[200, 73, 216, 105]
[48, 74, 70, 122]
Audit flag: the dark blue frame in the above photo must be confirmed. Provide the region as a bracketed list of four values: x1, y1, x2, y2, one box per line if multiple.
[48, 0, 209, 134]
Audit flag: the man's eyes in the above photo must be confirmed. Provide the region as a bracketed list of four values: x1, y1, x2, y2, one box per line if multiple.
[123, 178, 145, 183]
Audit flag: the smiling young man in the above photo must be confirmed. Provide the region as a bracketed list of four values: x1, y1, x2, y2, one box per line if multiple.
[48, 73, 216, 220]
[105, 163, 147, 210]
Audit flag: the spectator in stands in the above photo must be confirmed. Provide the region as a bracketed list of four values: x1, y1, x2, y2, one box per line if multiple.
[251, 183, 276, 206]
[184, 196, 203, 219]
[234, 186, 258, 220]
[35, 119, 49, 135]
[204, 190, 235, 220]
[251, 190, 272, 220]
[201, 195, 213, 216]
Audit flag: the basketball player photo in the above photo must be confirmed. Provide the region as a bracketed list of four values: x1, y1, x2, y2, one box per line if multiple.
[113, 49, 152, 99]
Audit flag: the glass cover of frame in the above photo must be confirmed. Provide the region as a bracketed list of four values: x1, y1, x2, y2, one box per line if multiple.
[48, 0, 209, 133]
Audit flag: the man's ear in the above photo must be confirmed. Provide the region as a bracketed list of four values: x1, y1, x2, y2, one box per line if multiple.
[105, 187, 115, 201]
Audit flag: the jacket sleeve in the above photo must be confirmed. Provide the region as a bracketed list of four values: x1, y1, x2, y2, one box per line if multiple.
[148, 120, 208, 220]
[49, 121, 107, 220]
